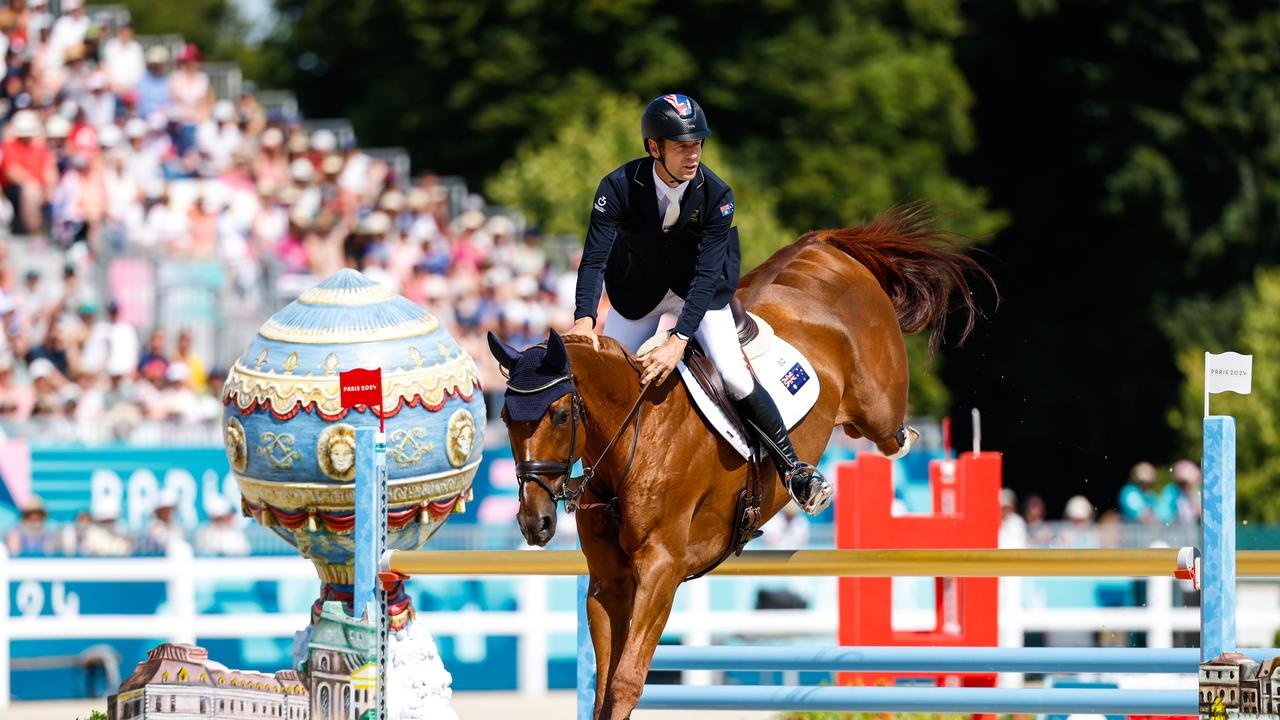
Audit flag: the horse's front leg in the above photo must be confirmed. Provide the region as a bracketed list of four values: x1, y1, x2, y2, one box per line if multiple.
[586, 568, 635, 719]
[603, 543, 683, 720]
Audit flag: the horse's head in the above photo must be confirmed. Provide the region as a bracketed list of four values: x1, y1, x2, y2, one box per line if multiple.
[488, 329, 586, 547]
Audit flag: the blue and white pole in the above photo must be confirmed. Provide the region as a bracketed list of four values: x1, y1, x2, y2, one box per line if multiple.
[577, 571, 596, 720]
[1201, 415, 1236, 661]
[355, 427, 388, 717]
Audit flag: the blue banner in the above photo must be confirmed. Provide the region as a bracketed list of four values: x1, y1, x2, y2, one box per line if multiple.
[30, 445, 237, 529]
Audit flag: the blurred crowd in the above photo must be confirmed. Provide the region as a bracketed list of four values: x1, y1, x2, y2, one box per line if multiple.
[1000, 459, 1203, 549]
[5, 489, 249, 557]
[0, 0, 578, 440]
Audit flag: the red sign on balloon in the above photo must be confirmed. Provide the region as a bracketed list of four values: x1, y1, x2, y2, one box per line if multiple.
[339, 367, 383, 409]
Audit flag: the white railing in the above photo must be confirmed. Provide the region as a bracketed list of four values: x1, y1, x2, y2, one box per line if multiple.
[4, 543, 1279, 711]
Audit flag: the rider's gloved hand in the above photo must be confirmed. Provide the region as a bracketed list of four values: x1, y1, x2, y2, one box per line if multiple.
[640, 334, 687, 386]
[569, 317, 600, 351]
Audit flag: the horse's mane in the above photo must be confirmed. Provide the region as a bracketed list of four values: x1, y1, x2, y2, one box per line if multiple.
[562, 333, 645, 374]
[804, 203, 995, 349]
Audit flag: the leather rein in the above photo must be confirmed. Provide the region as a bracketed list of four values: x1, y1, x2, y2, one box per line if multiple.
[509, 372, 652, 514]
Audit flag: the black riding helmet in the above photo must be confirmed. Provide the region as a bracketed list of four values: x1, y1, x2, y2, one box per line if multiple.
[641, 94, 710, 152]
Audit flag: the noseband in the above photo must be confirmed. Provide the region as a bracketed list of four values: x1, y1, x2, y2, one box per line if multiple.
[507, 371, 649, 514]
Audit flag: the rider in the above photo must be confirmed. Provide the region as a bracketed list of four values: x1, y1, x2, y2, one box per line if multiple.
[569, 93, 832, 515]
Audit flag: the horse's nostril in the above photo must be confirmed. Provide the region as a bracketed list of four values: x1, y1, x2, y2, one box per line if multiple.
[540, 515, 553, 532]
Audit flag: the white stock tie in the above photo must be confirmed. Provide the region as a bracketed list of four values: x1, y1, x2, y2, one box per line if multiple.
[661, 186, 681, 233]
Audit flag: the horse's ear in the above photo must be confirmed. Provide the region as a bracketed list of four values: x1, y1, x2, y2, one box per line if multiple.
[487, 332, 521, 373]
[542, 329, 569, 373]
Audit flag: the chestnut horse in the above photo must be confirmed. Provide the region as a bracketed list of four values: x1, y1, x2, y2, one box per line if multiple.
[488, 206, 989, 719]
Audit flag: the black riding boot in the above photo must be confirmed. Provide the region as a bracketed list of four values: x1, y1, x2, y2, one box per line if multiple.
[733, 381, 833, 515]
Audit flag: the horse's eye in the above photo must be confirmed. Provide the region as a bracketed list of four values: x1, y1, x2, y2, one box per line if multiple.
[552, 409, 570, 426]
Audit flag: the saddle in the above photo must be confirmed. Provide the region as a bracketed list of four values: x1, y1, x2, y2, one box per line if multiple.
[638, 297, 794, 579]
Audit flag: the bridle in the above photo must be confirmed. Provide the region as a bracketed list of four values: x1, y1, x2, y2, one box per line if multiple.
[506, 369, 650, 514]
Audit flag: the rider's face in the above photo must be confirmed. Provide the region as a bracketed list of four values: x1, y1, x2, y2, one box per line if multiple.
[650, 139, 702, 183]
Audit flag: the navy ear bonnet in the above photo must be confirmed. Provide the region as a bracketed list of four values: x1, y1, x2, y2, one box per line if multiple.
[487, 330, 575, 423]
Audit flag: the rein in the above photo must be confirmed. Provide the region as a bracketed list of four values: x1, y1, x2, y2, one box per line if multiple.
[512, 373, 653, 514]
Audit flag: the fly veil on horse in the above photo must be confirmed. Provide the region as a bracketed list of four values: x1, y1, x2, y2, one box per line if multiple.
[488, 206, 989, 720]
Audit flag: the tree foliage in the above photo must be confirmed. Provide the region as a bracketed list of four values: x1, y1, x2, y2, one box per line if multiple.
[268, 1, 999, 416]
[270, 0, 1001, 233]
[943, 0, 1280, 516]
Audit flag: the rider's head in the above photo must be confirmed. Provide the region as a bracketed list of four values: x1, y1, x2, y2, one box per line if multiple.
[642, 94, 709, 185]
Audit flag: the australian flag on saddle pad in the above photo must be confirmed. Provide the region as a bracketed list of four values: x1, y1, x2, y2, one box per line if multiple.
[780, 363, 809, 395]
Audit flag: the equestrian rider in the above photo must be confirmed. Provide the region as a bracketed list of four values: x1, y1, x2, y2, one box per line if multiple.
[569, 93, 833, 515]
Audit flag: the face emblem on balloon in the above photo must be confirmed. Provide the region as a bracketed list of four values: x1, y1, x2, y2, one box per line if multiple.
[224, 417, 248, 472]
[317, 423, 358, 481]
[446, 409, 476, 468]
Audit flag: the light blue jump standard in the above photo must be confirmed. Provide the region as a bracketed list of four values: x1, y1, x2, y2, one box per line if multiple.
[1202, 415, 1236, 661]
[354, 427, 386, 621]
[577, 575, 595, 720]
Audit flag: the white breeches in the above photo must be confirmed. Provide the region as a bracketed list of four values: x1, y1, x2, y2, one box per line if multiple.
[604, 290, 755, 400]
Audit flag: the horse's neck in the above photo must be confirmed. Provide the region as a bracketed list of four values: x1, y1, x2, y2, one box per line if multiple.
[568, 342, 646, 472]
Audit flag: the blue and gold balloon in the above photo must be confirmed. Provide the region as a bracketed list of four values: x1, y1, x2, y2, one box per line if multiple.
[222, 269, 485, 586]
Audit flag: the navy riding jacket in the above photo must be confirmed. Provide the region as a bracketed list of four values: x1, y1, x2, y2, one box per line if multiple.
[573, 157, 739, 339]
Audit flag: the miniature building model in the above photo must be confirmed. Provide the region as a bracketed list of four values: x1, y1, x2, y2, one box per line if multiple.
[107, 643, 308, 720]
[1201, 651, 1262, 715]
[305, 600, 377, 720]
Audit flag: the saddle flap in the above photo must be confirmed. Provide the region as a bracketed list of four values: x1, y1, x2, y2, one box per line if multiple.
[683, 341, 753, 451]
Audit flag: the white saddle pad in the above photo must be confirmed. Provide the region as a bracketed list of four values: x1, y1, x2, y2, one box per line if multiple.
[639, 313, 821, 460]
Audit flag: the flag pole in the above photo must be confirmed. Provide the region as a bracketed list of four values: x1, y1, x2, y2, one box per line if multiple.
[1203, 351, 1210, 419]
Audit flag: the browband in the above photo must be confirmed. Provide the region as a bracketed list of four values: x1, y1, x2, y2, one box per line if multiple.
[505, 374, 573, 395]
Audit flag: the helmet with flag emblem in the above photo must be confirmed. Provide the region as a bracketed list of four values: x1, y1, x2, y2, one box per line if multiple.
[641, 93, 710, 152]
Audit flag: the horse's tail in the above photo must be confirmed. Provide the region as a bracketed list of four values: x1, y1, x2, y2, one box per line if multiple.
[815, 202, 994, 350]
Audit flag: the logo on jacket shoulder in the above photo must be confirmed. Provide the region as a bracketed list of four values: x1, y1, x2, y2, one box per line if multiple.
[662, 94, 694, 119]
[719, 201, 734, 217]
[594, 195, 607, 212]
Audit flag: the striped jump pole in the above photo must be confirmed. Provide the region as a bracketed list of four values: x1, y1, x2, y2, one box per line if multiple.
[384, 547, 1280, 578]
[635, 685, 1198, 715]
[648, 645, 1280, 673]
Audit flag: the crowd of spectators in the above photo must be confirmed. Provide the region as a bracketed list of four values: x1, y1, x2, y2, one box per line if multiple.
[0, 0, 578, 441]
[999, 459, 1203, 549]
[5, 489, 249, 557]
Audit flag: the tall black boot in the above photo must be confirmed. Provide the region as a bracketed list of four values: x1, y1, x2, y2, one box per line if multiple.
[733, 381, 833, 515]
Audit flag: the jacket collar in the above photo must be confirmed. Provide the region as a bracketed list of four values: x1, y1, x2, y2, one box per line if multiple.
[631, 158, 707, 234]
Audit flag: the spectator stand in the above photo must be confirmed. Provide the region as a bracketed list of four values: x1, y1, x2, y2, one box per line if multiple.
[299, 119, 356, 151]
[202, 62, 242, 102]
[257, 90, 299, 121]
[85, 4, 130, 31]
[136, 33, 186, 68]
[363, 147, 412, 188]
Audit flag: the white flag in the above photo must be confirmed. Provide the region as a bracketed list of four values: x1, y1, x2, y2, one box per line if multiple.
[1205, 351, 1252, 395]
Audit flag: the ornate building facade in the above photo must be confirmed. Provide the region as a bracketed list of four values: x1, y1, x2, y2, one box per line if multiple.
[304, 600, 376, 720]
[107, 643, 309, 720]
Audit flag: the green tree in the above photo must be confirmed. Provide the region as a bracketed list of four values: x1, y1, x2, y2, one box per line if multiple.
[271, 1, 1002, 235]
[118, 0, 246, 59]
[943, 1, 1280, 514]
[1169, 268, 1280, 521]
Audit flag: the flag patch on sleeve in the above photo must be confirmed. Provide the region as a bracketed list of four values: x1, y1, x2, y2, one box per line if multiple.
[719, 202, 734, 217]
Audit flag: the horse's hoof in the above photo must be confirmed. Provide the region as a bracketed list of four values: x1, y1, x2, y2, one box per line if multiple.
[886, 425, 920, 460]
